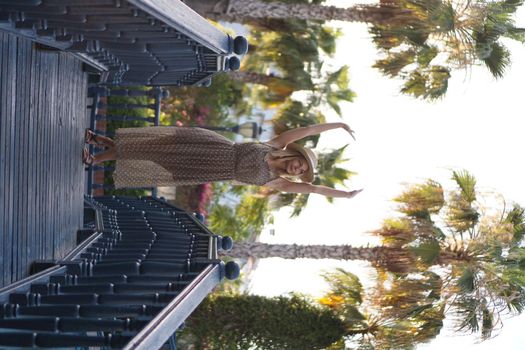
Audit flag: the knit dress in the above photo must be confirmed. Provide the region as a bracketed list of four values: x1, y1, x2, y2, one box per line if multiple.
[113, 126, 279, 188]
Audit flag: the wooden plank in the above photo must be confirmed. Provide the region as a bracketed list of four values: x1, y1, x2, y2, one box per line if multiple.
[45, 48, 57, 261]
[4, 33, 17, 285]
[0, 32, 6, 286]
[18, 37, 32, 279]
[35, 47, 45, 262]
[30, 43, 41, 263]
[27, 40, 38, 268]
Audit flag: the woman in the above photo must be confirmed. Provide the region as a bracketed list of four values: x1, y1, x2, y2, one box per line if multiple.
[83, 122, 362, 199]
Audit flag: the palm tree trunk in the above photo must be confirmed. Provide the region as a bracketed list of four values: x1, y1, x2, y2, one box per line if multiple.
[186, 0, 405, 25]
[228, 71, 298, 98]
[228, 71, 283, 85]
[223, 242, 414, 271]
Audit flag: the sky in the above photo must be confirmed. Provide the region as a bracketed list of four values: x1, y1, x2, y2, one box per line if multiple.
[244, 2, 525, 349]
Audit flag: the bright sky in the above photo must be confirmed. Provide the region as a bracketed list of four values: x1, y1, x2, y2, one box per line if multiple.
[246, 2, 525, 349]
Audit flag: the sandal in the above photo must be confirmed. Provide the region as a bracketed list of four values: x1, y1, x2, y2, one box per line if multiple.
[84, 128, 101, 146]
[82, 147, 95, 166]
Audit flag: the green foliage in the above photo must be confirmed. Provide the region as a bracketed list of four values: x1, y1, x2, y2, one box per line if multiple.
[207, 184, 273, 241]
[452, 170, 477, 203]
[503, 204, 525, 243]
[322, 268, 364, 306]
[394, 179, 444, 219]
[457, 265, 477, 293]
[373, 50, 416, 77]
[185, 294, 346, 350]
[454, 297, 481, 333]
[506, 247, 525, 267]
[446, 170, 479, 235]
[163, 74, 247, 126]
[272, 100, 326, 146]
[241, 18, 354, 115]
[369, 0, 524, 99]
[409, 239, 440, 264]
[308, 66, 356, 116]
[374, 217, 415, 247]
[103, 87, 152, 197]
[370, 169, 525, 341]
[400, 66, 450, 100]
[321, 268, 444, 349]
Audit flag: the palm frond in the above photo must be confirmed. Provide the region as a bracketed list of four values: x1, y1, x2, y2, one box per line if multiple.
[373, 50, 416, 77]
[322, 268, 364, 305]
[395, 179, 445, 218]
[417, 45, 439, 66]
[481, 305, 494, 340]
[503, 204, 525, 243]
[409, 239, 441, 265]
[457, 266, 477, 292]
[454, 297, 480, 333]
[373, 218, 415, 247]
[503, 27, 525, 42]
[401, 66, 450, 100]
[451, 170, 477, 203]
[506, 247, 525, 267]
[481, 42, 511, 78]
[290, 193, 310, 217]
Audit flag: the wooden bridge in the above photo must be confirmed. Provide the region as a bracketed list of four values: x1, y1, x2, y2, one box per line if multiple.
[0, 32, 88, 286]
[0, 1, 244, 348]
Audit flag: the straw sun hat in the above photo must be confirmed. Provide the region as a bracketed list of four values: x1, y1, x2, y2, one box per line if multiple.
[285, 143, 318, 183]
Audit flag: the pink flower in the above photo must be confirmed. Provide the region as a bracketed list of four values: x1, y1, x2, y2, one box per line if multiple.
[197, 183, 213, 216]
[175, 120, 183, 127]
[195, 115, 205, 126]
[198, 106, 210, 115]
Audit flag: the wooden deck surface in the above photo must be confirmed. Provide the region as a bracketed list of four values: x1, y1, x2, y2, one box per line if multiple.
[0, 32, 88, 287]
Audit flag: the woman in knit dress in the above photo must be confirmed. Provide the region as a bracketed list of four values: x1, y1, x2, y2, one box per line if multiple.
[83, 122, 362, 199]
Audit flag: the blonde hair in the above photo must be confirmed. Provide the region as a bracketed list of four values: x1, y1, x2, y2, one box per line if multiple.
[265, 148, 305, 180]
[267, 148, 302, 160]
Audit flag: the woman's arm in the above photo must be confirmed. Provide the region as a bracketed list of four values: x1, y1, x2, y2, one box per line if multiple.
[265, 178, 362, 198]
[266, 122, 355, 149]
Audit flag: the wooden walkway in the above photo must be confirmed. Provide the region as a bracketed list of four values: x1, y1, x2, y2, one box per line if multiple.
[0, 32, 88, 287]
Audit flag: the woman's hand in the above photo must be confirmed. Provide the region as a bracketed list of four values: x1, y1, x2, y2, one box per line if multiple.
[346, 189, 363, 198]
[339, 123, 356, 140]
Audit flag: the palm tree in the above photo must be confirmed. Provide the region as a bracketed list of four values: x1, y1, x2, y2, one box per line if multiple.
[223, 241, 414, 272]
[370, 0, 525, 99]
[239, 25, 350, 110]
[373, 170, 525, 338]
[189, 0, 524, 99]
[225, 170, 525, 338]
[271, 100, 326, 145]
[187, 0, 404, 24]
[228, 71, 307, 103]
[307, 66, 356, 116]
[318, 269, 445, 349]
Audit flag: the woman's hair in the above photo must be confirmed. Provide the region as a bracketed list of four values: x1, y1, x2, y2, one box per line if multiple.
[265, 148, 305, 179]
[267, 148, 302, 160]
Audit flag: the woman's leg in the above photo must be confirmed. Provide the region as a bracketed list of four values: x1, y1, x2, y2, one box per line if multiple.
[94, 134, 115, 148]
[86, 129, 116, 148]
[92, 147, 118, 165]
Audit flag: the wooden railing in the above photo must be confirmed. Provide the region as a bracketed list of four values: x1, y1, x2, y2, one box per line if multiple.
[0, 0, 248, 86]
[0, 195, 238, 349]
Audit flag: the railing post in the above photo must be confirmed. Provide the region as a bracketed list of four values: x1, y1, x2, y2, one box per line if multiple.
[86, 89, 103, 196]
[150, 88, 168, 198]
